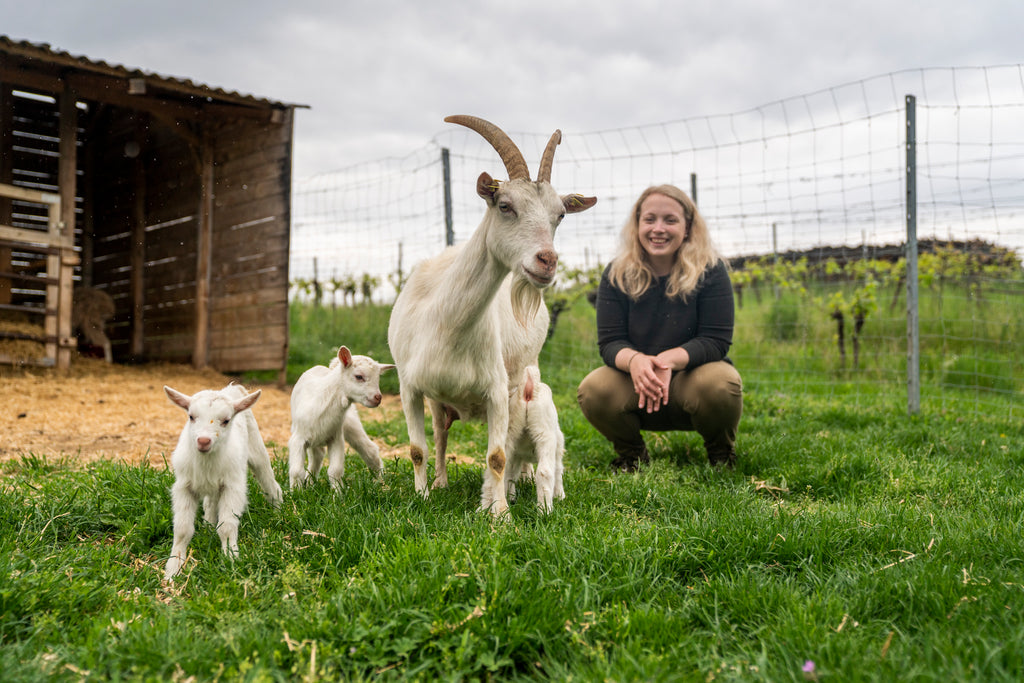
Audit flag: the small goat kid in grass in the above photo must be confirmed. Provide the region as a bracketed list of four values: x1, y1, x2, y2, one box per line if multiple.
[163, 384, 283, 581]
[388, 115, 595, 516]
[505, 365, 565, 513]
[288, 346, 394, 490]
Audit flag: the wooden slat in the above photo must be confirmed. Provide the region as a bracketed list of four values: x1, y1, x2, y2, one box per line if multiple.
[210, 302, 287, 330]
[0, 269, 58, 285]
[208, 342, 288, 372]
[214, 178, 286, 210]
[215, 131, 286, 169]
[0, 352, 54, 367]
[0, 181, 60, 206]
[214, 193, 285, 227]
[0, 225, 71, 248]
[213, 225, 288, 255]
[0, 238, 62, 254]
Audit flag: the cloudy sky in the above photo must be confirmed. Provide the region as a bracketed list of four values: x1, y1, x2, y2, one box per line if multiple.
[3, 0, 1022, 180]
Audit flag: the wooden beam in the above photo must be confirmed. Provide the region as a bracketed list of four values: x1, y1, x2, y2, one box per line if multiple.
[0, 182, 61, 206]
[130, 116, 147, 359]
[0, 224, 70, 248]
[193, 132, 214, 369]
[0, 53, 301, 124]
[55, 85, 78, 370]
[79, 121, 96, 286]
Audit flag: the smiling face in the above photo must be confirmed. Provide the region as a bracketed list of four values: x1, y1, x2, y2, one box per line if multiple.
[637, 192, 687, 276]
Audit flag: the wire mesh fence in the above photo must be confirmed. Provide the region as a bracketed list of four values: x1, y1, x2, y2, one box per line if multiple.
[291, 66, 1024, 420]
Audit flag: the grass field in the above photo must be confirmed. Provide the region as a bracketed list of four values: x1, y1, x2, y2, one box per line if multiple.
[2, 295, 1023, 681]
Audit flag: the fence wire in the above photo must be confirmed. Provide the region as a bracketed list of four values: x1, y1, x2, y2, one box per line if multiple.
[291, 66, 1024, 420]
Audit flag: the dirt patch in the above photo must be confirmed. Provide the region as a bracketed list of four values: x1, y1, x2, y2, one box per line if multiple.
[0, 358, 407, 468]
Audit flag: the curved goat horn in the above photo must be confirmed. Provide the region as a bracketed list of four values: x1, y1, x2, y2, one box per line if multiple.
[537, 130, 561, 184]
[445, 115, 531, 181]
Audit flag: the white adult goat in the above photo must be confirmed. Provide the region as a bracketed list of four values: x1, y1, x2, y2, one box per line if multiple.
[387, 115, 595, 516]
[163, 383, 283, 581]
[288, 346, 394, 490]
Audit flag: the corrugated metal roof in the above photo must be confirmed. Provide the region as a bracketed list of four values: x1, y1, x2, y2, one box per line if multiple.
[0, 34, 308, 110]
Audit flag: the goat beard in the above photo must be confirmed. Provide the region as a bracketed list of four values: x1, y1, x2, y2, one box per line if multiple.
[510, 275, 544, 328]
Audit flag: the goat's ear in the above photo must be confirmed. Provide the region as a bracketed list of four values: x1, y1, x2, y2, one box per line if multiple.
[476, 172, 499, 202]
[164, 386, 191, 410]
[563, 194, 597, 214]
[380, 363, 396, 373]
[233, 389, 261, 414]
[337, 346, 353, 367]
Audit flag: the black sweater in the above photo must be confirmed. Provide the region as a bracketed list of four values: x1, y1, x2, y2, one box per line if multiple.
[595, 260, 735, 370]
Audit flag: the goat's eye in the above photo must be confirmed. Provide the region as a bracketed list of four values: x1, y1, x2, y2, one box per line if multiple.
[498, 201, 513, 214]
[220, 419, 230, 427]
[188, 415, 196, 422]
[355, 374, 366, 382]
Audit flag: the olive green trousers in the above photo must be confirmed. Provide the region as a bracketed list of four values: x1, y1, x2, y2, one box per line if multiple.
[576, 361, 743, 459]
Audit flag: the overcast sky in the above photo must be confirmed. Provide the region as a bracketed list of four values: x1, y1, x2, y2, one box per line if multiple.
[3, 0, 1022, 180]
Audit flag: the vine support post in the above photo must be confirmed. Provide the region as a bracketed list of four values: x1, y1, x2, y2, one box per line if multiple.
[772, 222, 780, 301]
[905, 94, 921, 415]
[442, 147, 454, 247]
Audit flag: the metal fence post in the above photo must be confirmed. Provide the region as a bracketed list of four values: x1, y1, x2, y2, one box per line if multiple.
[905, 95, 921, 415]
[442, 147, 454, 247]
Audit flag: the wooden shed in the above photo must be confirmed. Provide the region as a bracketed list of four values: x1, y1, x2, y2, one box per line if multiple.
[0, 36, 305, 380]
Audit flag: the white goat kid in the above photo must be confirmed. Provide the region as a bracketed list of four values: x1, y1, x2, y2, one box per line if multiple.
[388, 115, 595, 516]
[163, 383, 283, 581]
[288, 346, 395, 490]
[504, 365, 565, 513]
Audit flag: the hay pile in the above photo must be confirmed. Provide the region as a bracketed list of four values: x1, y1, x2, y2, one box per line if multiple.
[0, 314, 47, 363]
[0, 358, 404, 467]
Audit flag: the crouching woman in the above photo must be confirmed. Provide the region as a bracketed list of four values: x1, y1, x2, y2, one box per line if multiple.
[577, 184, 743, 472]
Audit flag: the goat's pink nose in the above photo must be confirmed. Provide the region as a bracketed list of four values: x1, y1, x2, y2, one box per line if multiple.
[197, 437, 212, 452]
[536, 249, 558, 273]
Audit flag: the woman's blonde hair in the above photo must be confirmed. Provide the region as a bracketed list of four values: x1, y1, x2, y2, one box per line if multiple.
[607, 184, 724, 300]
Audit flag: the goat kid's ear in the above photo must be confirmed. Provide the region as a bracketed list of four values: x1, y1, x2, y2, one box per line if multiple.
[337, 346, 353, 367]
[232, 389, 261, 414]
[563, 194, 597, 214]
[380, 363, 396, 373]
[164, 386, 192, 410]
[476, 172, 499, 202]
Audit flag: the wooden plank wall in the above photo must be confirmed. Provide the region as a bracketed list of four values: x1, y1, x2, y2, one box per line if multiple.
[88, 108, 200, 364]
[207, 110, 293, 374]
[4, 84, 292, 375]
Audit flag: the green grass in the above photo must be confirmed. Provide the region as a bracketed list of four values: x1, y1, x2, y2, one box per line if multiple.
[3, 296, 1024, 681]
[286, 302, 399, 393]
